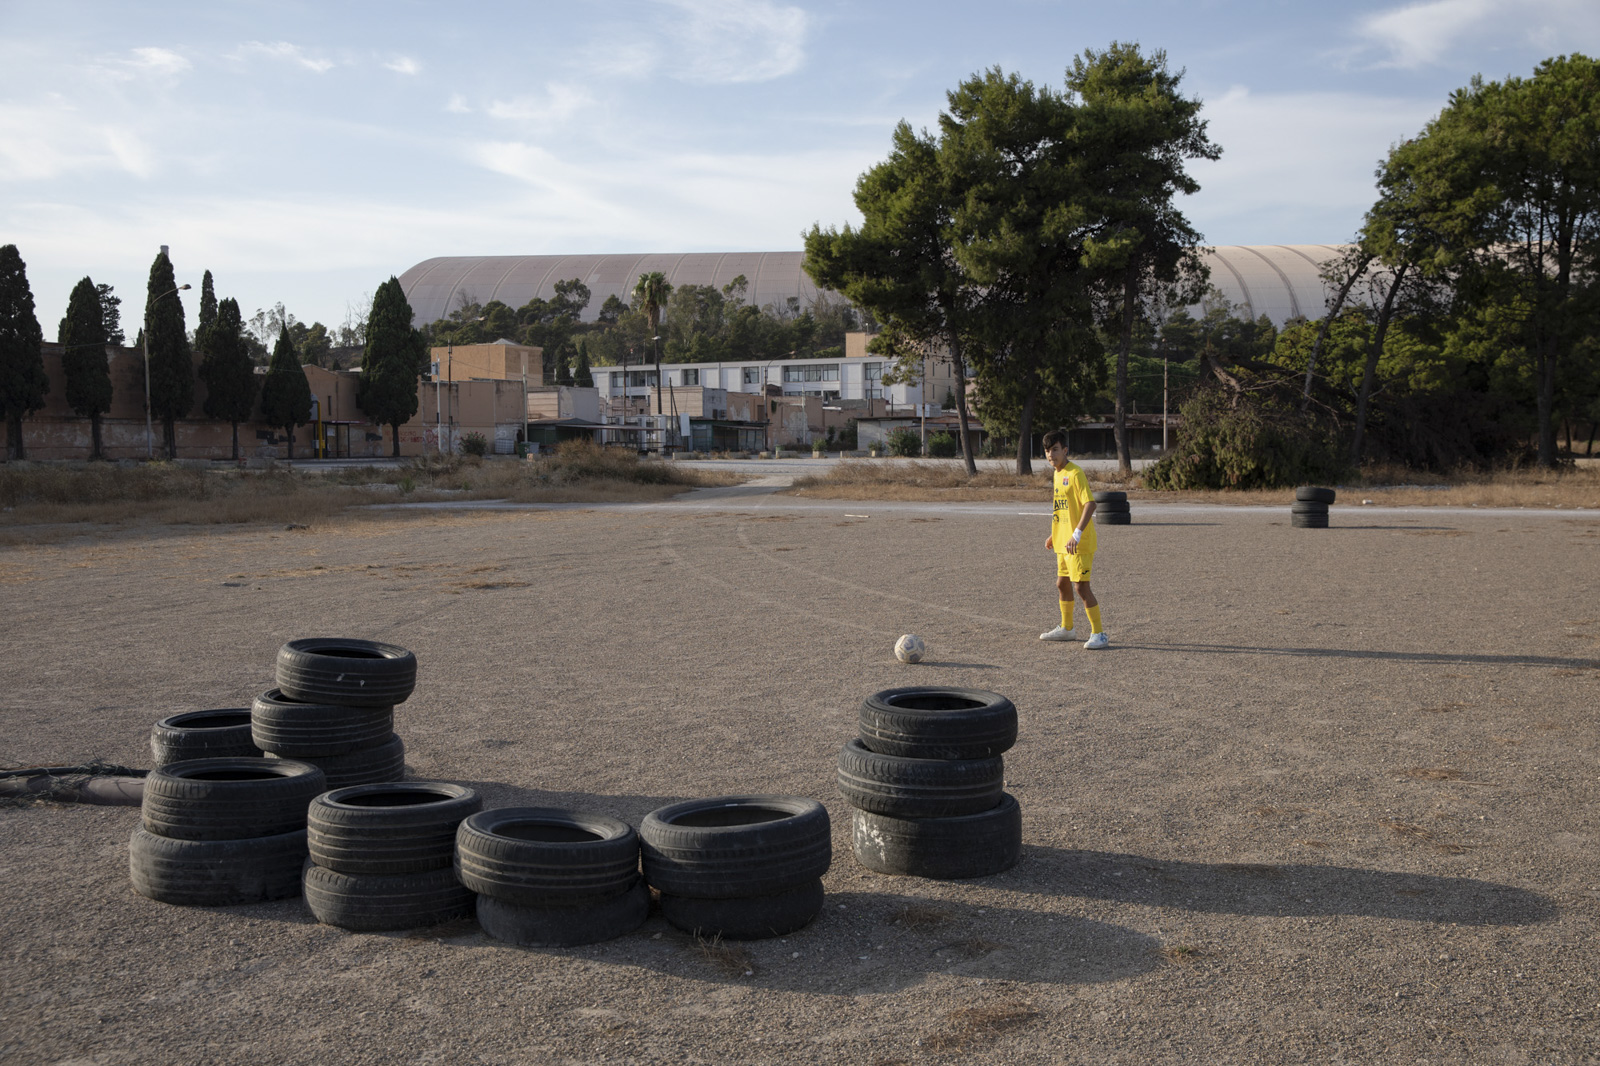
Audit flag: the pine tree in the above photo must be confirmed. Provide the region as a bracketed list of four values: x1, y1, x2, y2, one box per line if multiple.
[97, 283, 125, 346]
[260, 324, 312, 460]
[0, 245, 48, 460]
[199, 297, 258, 460]
[144, 251, 192, 459]
[357, 276, 427, 456]
[574, 341, 594, 388]
[59, 276, 112, 459]
[194, 270, 218, 355]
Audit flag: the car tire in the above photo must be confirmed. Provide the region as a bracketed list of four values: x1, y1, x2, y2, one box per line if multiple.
[836, 738, 1003, 818]
[475, 880, 650, 948]
[658, 878, 825, 940]
[1091, 491, 1127, 503]
[1290, 500, 1329, 515]
[308, 781, 481, 875]
[1291, 514, 1330, 528]
[302, 861, 474, 932]
[455, 807, 640, 906]
[129, 825, 306, 906]
[640, 796, 831, 900]
[275, 638, 417, 708]
[858, 688, 1017, 760]
[251, 688, 394, 757]
[267, 733, 405, 790]
[141, 758, 326, 841]
[850, 793, 1022, 880]
[150, 709, 260, 768]
[1295, 486, 1336, 504]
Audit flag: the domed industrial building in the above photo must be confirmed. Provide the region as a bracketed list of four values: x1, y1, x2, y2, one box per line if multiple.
[399, 245, 1350, 330]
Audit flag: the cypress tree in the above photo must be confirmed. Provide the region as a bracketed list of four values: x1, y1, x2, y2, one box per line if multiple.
[144, 251, 192, 459]
[0, 244, 48, 460]
[556, 351, 575, 386]
[357, 276, 427, 456]
[574, 341, 594, 388]
[59, 275, 113, 459]
[194, 270, 217, 355]
[97, 283, 125, 345]
[260, 324, 312, 460]
[199, 297, 258, 460]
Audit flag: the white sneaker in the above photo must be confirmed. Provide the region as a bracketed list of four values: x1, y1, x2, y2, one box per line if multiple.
[1039, 625, 1075, 642]
[1084, 632, 1109, 650]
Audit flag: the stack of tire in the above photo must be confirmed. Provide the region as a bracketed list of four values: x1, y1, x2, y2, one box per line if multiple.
[151, 709, 260, 767]
[129, 758, 326, 906]
[254, 638, 416, 788]
[1293, 486, 1335, 528]
[841, 687, 1021, 880]
[302, 782, 480, 931]
[457, 808, 650, 947]
[1093, 490, 1131, 525]
[641, 796, 832, 940]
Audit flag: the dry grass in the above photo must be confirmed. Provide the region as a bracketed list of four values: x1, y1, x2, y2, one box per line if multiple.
[692, 934, 754, 977]
[891, 902, 956, 930]
[922, 1001, 1041, 1052]
[784, 458, 1600, 508]
[0, 444, 739, 543]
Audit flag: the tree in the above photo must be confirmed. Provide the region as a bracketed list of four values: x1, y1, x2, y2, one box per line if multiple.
[1067, 42, 1219, 474]
[260, 324, 313, 460]
[59, 276, 113, 459]
[199, 297, 258, 460]
[194, 270, 218, 354]
[573, 341, 594, 388]
[0, 245, 48, 459]
[97, 283, 125, 346]
[1375, 54, 1600, 467]
[555, 352, 575, 386]
[291, 321, 332, 367]
[144, 250, 193, 459]
[633, 272, 673, 414]
[358, 276, 428, 456]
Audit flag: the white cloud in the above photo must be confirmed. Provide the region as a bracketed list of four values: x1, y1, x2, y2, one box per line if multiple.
[1352, 0, 1600, 69]
[235, 41, 336, 73]
[0, 98, 158, 181]
[660, 0, 810, 84]
[445, 94, 471, 114]
[384, 55, 420, 75]
[127, 47, 191, 77]
[486, 84, 593, 126]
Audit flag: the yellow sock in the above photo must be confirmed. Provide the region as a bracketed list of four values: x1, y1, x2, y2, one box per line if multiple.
[1086, 605, 1103, 634]
[1059, 600, 1073, 628]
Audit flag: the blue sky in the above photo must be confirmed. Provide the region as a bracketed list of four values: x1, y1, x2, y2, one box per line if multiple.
[3, 0, 1597, 339]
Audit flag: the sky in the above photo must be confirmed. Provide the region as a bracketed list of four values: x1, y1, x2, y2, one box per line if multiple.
[3, 0, 1598, 340]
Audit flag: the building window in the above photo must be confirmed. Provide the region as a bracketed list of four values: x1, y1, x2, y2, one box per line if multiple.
[743, 367, 760, 384]
[682, 369, 699, 386]
[781, 364, 839, 383]
[626, 370, 657, 388]
[864, 362, 883, 400]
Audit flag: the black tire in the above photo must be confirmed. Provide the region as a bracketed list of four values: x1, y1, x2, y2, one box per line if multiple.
[141, 758, 326, 841]
[858, 688, 1017, 761]
[267, 733, 405, 790]
[1290, 500, 1329, 515]
[302, 861, 474, 932]
[1091, 491, 1127, 503]
[850, 793, 1022, 880]
[129, 825, 306, 905]
[836, 738, 1003, 818]
[1094, 500, 1131, 513]
[1098, 513, 1132, 526]
[659, 878, 824, 940]
[1295, 486, 1336, 504]
[455, 807, 640, 906]
[151, 709, 260, 768]
[251, 688, 394, 757]
[1291, 514, 1329, 528]
[640, 795, 831, 900]
[476, 880, 650, 948]
[275, 638, 417, 708]
[308, 782, 481, 875]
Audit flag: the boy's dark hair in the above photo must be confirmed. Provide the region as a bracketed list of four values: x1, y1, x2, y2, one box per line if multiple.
[1041, 427, 1070, 450]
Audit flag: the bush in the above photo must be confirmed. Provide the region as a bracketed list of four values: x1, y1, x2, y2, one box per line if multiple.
[926, 431, 959, 458]
[461, 432, 489, 457]
[1144, 388, 1347, 490]
[888, 428, 922, 458]
[835, 421, 858, 450]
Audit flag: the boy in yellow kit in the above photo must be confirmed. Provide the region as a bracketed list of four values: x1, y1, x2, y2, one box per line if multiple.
[1038, 427, 1108, 650]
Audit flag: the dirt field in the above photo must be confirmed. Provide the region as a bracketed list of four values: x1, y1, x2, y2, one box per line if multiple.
[3, 491, 1598, 1064]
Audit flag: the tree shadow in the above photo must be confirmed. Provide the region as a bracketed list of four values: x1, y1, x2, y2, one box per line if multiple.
[1124, 641, 1598, 670]
[1007, 847, 1555, 925]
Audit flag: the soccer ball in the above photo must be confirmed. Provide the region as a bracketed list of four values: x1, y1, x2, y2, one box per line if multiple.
[894, 634, 926, 664]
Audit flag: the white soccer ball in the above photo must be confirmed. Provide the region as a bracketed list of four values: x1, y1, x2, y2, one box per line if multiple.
[894, 633, 926, 664]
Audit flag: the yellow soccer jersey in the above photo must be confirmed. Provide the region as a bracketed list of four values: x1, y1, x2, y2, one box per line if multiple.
[1051, 462, 1097, 555]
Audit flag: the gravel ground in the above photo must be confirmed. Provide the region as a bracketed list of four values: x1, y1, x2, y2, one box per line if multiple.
[2, 491, 1598, 1065]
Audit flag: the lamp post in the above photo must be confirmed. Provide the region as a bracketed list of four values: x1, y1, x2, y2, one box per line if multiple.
[143, 283, 191, 459]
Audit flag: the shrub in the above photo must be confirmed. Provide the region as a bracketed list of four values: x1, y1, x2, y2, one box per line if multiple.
[461, 432, 489, 457]
[926, 431, 959, 458]
[1144, 388, 1347, 490]
[888, 428, 922, 457]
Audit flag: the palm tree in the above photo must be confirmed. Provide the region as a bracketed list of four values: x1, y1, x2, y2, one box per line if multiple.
[633, 272, 673, 415]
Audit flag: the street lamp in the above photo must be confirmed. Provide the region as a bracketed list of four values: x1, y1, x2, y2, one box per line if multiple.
[144, 283, 191, 459]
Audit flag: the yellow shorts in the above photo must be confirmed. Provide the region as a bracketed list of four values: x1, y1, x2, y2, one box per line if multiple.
[1056, 548, 1093, 583]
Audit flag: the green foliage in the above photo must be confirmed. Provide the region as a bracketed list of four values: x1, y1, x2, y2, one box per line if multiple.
[555, 353, 574, 386]
[926, 430, 959, 458]
[573, 342, 594, 388]
[261, 325, 313, 457]
[144, 250, 193, 458]
[199, 298, 259, 459]
[359, 277, 428, 455]
[195, 270, 217, 354]
[59, 276, 112, 431]
[292, 321, 332, 368]
[888, 427, 922, 457]
[461, 431, 488, 457]
[0, 245, 48, 459]
[96, 283, 124, 346]
[1144, 388, 1347, 490]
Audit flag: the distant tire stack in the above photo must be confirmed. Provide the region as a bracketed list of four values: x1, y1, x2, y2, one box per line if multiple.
[1093, 490, 1131, 525]
[150, 709, 261, 768]
[257, 638, 416, 788]
[1293, 486, 1335, 528]
[129, 757, 326, 906]
[458, 808, 650, 947]
[302, 782, 480, 931]
[843, 687, 1021, 880]
[641, 796, 832, 940]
